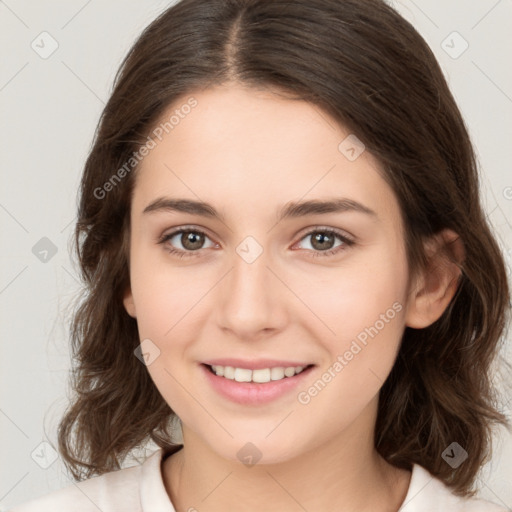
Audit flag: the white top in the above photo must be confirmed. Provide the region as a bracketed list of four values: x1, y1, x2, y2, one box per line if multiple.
[9, 446, 509, 512]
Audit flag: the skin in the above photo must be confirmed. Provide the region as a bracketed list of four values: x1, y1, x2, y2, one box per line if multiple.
[123, 82, 463, 512]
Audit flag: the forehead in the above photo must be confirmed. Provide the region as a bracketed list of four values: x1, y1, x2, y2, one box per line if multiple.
[132, 84, 401, 229]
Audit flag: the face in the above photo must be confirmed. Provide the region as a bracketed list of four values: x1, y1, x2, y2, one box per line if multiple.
[124, 83, 414, 464]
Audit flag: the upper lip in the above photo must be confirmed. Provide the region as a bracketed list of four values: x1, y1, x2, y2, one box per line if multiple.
[202, 358, 314, 370]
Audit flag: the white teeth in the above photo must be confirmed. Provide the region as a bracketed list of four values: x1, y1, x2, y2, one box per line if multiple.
[270, 367, 285, 380]
[234, 368, 252, 382]
[210, 365, 307, 383]
[223, 366, 235, 379]
[253, 368, 271, 383]
[284, 367, 296, 377]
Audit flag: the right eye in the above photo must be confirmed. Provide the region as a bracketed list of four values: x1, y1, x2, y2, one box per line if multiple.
[158, 227, 217, 258]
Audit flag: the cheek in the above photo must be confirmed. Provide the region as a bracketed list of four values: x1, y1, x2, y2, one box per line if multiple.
[300, 251, 407, 340]
[299, 298, 405, 423]
[129, 245, 205, 338]
[297, 245, 407, 392]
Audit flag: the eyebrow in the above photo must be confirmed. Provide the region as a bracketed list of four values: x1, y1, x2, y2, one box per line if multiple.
[142, 197, 378, 222]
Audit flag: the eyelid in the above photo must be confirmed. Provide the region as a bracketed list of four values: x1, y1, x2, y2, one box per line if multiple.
[157, 224, 216, 244]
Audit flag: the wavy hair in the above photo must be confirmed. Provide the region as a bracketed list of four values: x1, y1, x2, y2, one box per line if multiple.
[57, 0, 511, 496]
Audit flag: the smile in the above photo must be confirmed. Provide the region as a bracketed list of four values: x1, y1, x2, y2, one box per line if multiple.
[208, 364, 310, 383]
[200, 363, 316, 405]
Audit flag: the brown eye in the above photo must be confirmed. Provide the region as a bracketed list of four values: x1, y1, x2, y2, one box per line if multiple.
[310, 232, 336, 251]
[158, 228, 216, 258]
[295, 228, 355, 258]
[180, 231, 205, 251]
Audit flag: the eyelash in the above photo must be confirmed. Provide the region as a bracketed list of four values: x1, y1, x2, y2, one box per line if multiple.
[157, 226, 355, 259]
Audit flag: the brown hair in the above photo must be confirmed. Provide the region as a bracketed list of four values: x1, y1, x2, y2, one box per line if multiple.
[57, 0, 511, 496]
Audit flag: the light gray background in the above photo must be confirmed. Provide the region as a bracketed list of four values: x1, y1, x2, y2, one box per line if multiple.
[1, 0, 511, 509]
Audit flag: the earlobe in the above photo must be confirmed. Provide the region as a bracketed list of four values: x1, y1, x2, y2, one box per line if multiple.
[123, 288, 137, 318]
[405, 229, 465, 329]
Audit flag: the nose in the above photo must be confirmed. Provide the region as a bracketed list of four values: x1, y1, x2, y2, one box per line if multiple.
[215, 242, 288, 341]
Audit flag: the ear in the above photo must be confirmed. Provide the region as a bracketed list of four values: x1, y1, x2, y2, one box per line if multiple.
[123, 286, 137, 318]
[405, 229, 465, 329]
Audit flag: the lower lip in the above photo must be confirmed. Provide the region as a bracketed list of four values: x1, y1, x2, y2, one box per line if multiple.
[200, 363, 315, 405]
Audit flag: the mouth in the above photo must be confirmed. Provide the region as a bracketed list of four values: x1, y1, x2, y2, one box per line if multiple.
[200, 362, 316, 405]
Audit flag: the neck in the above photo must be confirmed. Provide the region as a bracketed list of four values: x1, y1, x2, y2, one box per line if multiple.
[162, 400, 411, 512]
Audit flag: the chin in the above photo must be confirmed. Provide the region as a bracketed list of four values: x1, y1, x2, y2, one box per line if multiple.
[204, 435, 303, 467]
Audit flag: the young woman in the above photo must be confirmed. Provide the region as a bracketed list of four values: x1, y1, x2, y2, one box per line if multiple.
[11, 0, 511, 510]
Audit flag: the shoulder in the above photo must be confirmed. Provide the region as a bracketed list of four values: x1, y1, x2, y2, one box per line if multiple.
[400, 464, 509, 512]
[8, 449, 166, 512]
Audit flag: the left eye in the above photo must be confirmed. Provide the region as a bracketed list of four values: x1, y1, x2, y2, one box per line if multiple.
[294, 229, 354, 257]
[158, 227, 354, 259]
